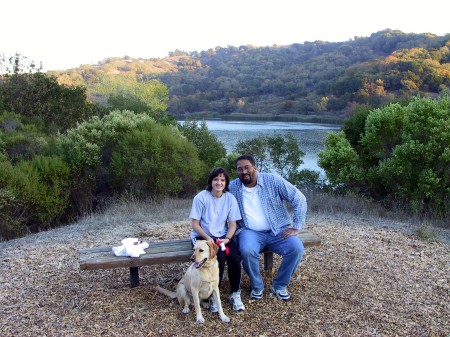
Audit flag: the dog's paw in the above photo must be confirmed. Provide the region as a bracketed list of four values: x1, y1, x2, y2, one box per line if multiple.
[220, 315, 230, 323]
[196, 316, 205, 324]
[181, 307, 190, 314]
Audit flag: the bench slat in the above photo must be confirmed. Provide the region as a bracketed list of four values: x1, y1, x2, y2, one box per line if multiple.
[79, 240, 193, 255]
[80, 249, 194, 270]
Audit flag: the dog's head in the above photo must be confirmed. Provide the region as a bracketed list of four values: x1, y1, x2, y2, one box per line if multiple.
[191, 240, 219, 269]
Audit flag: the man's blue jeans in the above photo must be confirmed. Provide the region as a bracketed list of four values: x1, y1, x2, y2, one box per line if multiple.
[237, 228, 304, 292]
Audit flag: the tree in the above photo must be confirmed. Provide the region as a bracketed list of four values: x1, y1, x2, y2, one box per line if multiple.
[214, 153, 240, 180]
[54, 110, 205, 210]
[0, 72, 96, 132]
[233, 137, 269, 172]
[359, 103, 405, 167]
[318, 131, 364, 189]
[342, 104, 372, 147]
[107, 79, 170, 121]
[266, 133, 304, 180]
[233, 133, 305, 180]
[370, 96, 450, 216]
[319, 96, 450, 217]
[178, 120, 226, 171]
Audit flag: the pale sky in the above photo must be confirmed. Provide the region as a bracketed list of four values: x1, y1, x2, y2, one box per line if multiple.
[2, 0, 449, 71]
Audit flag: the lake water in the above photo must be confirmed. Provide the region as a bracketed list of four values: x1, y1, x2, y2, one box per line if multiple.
[203, 120, 341, 174]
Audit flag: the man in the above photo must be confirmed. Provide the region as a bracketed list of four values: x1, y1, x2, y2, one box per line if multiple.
[229, 155, 307, 301]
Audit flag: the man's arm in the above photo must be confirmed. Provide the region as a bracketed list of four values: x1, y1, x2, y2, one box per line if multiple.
[280, 177, 307, 230]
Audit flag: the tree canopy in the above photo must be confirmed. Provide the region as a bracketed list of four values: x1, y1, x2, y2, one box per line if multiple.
[50, 29, 450, 121]
[318, 96, 450, 218]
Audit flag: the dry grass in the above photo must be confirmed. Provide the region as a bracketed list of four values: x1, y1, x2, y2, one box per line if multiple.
[0, 197, 449, 337]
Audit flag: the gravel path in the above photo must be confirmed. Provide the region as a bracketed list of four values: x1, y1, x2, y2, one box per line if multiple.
[1, 200, 448, 337]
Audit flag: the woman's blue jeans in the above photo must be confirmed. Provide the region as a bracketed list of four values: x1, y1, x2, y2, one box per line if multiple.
[237, 228, 304, 292]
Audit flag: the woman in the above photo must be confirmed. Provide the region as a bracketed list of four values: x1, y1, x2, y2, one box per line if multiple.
[189, 167, 245, 312]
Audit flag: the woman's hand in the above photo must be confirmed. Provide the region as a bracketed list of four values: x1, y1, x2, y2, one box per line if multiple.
[222, 237, 232, 244]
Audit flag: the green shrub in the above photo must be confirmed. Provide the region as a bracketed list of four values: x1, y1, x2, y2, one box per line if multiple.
[1, 132, 47, 163]
[178, 120, 226, 171]
[0, 156, 71, 233]
[266, 133, 305, 179]
[54, 110, 205, 209]
[0, 72, 95, 133]
[110, 120, 204, 196]
[319, 96, 450, 218]
[233, 132, 305, 179]
[0, 188, 28, 240]
[234, 136, 269, 170]
[0, 112, 49, 163]
[318, 131, 364, 189]
[416, 222, 438, 241]
[214, 153, 240, 180]
[342, 104, 372, 147]
[0, 136, 5, 158]
[290, 169, 325, 191]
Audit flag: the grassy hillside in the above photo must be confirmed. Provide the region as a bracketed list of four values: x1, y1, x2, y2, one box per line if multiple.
[50, 29, 450, 121]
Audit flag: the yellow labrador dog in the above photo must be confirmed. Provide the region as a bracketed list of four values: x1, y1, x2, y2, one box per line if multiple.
[177, 240, 230, 324]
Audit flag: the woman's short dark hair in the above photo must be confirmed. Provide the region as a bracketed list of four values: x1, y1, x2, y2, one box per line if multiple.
[235, 155, 256, 167]
[206, 167, 230, 192]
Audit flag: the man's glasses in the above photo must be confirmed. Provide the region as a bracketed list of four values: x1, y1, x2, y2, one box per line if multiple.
[237, 165, 253, 173]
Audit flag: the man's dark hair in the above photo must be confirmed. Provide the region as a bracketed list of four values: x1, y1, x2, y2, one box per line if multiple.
[206, 167, 230, 192]
[235, 155, 256, 167]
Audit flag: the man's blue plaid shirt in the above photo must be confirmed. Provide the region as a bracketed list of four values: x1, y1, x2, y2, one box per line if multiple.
[229, 172, 307, 236]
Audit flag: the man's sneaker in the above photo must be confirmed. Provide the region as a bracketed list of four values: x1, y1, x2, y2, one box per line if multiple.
[229, 290, 245, 311]
[271, 287, 291, 302]
[208, 296, 218, 313]
[250, 289, 263, 300]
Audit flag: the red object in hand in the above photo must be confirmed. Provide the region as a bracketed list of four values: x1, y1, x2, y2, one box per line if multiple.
[216, 239, 230, 256]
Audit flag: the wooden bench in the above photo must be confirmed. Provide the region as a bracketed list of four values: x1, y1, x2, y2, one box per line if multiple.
[79, 231, 321, 288]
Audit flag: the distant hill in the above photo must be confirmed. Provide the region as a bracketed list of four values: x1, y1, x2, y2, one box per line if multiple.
[50, 29, 450, 122]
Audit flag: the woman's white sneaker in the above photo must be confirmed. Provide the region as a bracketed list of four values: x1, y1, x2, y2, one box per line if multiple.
[229, 290, 245, 311]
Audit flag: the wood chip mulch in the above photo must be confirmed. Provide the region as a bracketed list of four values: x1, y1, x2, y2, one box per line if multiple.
[0, 210, 448, 337]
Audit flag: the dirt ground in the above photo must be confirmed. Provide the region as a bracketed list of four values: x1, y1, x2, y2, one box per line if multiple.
[0, 201, 449, 337]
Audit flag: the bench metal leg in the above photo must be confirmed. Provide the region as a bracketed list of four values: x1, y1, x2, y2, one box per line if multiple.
[264, 252, 273, 272]
[130, 267, 139, 288]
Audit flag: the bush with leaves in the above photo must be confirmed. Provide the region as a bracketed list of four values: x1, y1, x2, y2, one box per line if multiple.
[289, 169, 326, 192]
[233, 133, 306, 180]
[0, 112, 49, 163]
[0, 156, 71, 238]
[178, 120, 226, 172]
[319, 96, 450, 218]
[94, 74, 169, 113]
[214, 153, 240, 180]
[53, 110, 205, 211]
[266, 133, 305, 179]
[0, 71, 96, 133]
[0, 187, 27, 240]
[342, 104, 372, 148]
[233, 136, 269, 171]
[317, 131, 364, 190]
[106, 79, 175, 125]
[109, 120, 204, 197]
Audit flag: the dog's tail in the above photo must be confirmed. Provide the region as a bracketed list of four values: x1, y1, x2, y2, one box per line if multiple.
[154, 286, 177, 299]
